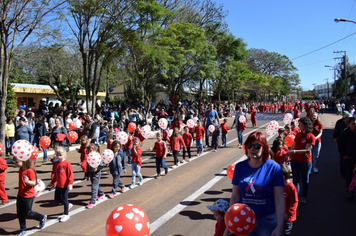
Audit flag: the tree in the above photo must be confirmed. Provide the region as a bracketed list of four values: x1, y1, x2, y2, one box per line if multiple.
[66, 0, 134, 115]
[123, 0, 172, 114]
[246, 48, 300, 101]
[0, 0, 65, 146]
[210, 29, 248, 103]
[25, 44, 83, 107]
[5, 84, 17, 117]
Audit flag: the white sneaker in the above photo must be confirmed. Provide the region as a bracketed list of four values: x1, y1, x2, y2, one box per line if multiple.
[313, 167, 319, 173]
[180, 160, 186, 163]
[68, 203, 73, 210]
[172, 165, 178, 169]
[60, 214, 70, 222]
[138, 181, 143, 186]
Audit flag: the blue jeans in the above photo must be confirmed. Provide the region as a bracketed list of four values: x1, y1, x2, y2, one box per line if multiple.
[123, 148, 132, 164]
[131, 162, 143, 185]
[205, 127, 210, 146]
[236, 128, 244, 145]
[291, 160, 312, 198]
[111, 174, 125, 194]
[155, 157, 168, 175]
[311, 141, 321, 168]
[246, 212, 277, 236]
[221, 133, 227, 147]
[98, 135, 107, 144]
[196, 139, 203, 154]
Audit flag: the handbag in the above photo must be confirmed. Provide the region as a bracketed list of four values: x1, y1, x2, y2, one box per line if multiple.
[56, 133, 66, 142]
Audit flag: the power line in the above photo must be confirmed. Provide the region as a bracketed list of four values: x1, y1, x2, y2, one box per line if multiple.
[291, 31, 356, 61]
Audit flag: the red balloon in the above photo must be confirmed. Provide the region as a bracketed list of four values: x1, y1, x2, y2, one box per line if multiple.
[227, 164, 235, 180]
[30, 146, 39, 160]
[225, 203, 256, 235]
[39, 136, 51, 149]
[69, 122, 77, 130]
[106, 204, 150, 236]
[68, 131, 78, 142]
[128, 123, 136, 133]
[285, 134, 295, 147]
[0, 142, 3, 155]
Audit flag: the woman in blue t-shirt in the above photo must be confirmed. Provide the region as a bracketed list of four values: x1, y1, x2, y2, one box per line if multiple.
[225, 132, 285, 236]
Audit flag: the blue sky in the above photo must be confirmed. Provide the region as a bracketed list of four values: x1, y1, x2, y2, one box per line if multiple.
[214, 0, 356, 90]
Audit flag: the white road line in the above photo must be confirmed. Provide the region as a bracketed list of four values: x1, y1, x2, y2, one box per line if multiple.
[150, 130, 275, 234]
[23, 122, 271, 235]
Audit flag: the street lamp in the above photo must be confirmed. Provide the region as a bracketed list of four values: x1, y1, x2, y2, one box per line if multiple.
[334, 18, 356, 24]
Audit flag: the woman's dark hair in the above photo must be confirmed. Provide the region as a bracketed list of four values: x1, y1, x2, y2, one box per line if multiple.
[271, 138, 284, 154]
[244, 132, 269, 162]
[299, 117, 313, 133]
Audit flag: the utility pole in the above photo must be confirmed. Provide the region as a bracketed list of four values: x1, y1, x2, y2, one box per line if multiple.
[334, 50, 347, 100]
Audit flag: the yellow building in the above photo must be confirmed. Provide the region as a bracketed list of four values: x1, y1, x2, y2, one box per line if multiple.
[11, 83, 106, 108]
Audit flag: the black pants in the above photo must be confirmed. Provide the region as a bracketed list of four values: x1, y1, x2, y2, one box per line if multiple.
[55, 187, 69, 215]
[17, 195, 44, 231]
[183, 147, 191, 160]
[172, 150, 179, 165]
[344, 158, 356, 191]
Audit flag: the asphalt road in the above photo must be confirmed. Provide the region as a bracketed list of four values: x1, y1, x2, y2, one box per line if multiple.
[0, 113, 351, 236]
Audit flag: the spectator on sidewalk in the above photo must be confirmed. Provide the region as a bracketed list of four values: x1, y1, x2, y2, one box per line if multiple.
[15, 117, 33, 142]
[333, 112, 352, 178]
[337, 116, 356, 201]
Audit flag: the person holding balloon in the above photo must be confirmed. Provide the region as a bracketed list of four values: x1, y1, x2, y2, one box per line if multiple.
[108, 141, 126, 198]
[49, 146, 74, 222]
[13, 157, 47, 236]
[77, 135, 90, 179]
[122, 128, 133, 166]
[230, 106, 247, 149]
[206, 199, 229, 236]
[287, 117, 315, 204]
[225, 131, 285, 236]
[195, 120, 206, 156]
[220, 118, 229, 148]
[86, 144, 105, 209]
[169, 128, 186, 166]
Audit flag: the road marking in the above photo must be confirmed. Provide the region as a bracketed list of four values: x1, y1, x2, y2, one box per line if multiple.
[24, 122, 270, 235]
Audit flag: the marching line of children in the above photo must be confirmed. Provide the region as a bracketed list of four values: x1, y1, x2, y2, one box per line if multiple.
[3, 118, 231, 235]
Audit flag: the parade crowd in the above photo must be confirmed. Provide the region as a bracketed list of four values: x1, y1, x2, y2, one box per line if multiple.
[1, 97, 356, 236]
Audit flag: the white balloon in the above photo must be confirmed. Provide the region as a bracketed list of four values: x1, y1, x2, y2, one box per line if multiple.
[87, 151, 101, 168]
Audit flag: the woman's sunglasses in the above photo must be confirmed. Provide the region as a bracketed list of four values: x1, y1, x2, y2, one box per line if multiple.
[245, 143, 262, 150]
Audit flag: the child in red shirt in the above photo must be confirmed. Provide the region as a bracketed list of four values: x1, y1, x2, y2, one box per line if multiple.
[151, 133, 168, 179]
[220, 118, 229, 147]
[183, 126, 193, 161]
[133, 125, 145, 145]
[0, 154, 8, 205]
[194, 120, 205, 156]
[271, 139, 289, 164]
[281, 164, 298, 235]
[123, 128, 132, 165]
[169, 128, 186, 167]
[50, 146, 74, 222]
[130, 138, 143, 188]
[77, 135, 89, 179]
[206, 199, 229, 236]
[13, 157, 46, 234]
[106, 133, 114, 150]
